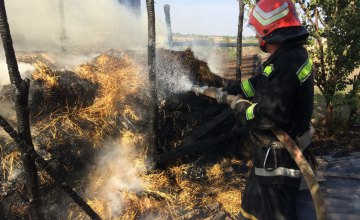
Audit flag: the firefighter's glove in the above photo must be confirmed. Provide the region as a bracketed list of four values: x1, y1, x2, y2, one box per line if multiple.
[192, 85, 208, 96]
[232, 99, 253, 126]
[222, 83, 242, 95]
[215, 88, 228, 104]
[226, 95, 245, 109]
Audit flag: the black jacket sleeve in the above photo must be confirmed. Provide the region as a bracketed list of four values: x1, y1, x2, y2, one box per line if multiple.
[233, 48, 310, 131]
[223, 74, 262, 99]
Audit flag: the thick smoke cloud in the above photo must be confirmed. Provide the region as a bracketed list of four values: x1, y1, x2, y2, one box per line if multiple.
[4, 0, 166, 53]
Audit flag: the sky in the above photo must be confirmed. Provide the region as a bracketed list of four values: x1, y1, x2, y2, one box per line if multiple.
[147, 0, 254, 36]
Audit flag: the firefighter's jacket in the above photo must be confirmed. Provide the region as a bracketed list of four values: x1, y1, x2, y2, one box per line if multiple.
[225, 41, 314, 186]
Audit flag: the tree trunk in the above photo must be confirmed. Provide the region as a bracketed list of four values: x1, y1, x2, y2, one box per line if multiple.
[236, 0, 245, 83]
[325, 101, 333, 135]
[315, 3, 319, 31]
[0, 1, 43, 219]
[349, 75, 359, 127]
[146, 0, 159, 169]
[163, 4, 173, 48]
[351, 0, 355, 13]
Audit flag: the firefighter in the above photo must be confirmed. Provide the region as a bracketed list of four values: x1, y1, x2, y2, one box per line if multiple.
[222, 0, 314, 219]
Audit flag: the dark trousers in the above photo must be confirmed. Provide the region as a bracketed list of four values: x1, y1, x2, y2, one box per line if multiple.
[239, 171, 300, 220]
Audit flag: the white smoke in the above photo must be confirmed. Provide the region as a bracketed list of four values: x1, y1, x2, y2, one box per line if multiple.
[0, 101, 15, 123]
[55, 53, 100, 70]
[0, 60, 35, 87]
[86, 140, 145, 217]
[0, 60, 34, 118]
[191, 45, 224, 74]
[3, 0, 167, 53]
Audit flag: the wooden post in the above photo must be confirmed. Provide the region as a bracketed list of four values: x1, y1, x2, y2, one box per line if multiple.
[59, 0, 67, 53]
[236, 0, 245, 83]
[163, 4, 173, 48]
[0, 1, 43, 219]
[146, 0, 159, 169]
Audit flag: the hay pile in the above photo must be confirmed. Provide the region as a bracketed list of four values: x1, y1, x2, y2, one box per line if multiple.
[0, 49, 249, 219]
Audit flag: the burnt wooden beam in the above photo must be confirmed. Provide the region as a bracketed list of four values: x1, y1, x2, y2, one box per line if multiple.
[158, 132, 236, 163]
[182, 107, 233, 145]
[236, 0, 245, 82]
[59, 0, 67, 53]
[146, 0, 159, 169]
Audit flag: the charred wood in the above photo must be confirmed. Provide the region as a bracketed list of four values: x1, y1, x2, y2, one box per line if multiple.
[59, 0, 67, 53]
[158, 132, 236, 163]
[236, 0, 245, 82]
[182, 108, 233, 145]
[146, 0, 159, 169]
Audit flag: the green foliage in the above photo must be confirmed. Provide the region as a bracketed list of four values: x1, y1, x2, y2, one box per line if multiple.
[297, 0, 360, 103]
[344, 75, 360, 125]
[296, 0, 360, 132]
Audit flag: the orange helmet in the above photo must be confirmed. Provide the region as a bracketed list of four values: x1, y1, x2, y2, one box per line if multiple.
[249, 0, 308, 43]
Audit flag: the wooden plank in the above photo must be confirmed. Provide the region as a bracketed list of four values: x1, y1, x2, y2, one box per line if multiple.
[158, 132, 235, 163]
[181, 108, 233, 145]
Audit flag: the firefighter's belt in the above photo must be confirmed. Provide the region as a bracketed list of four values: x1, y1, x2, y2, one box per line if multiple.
[251, 127, 313, 151]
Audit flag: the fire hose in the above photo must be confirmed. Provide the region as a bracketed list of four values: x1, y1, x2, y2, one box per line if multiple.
[191, 85, 326, 220]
